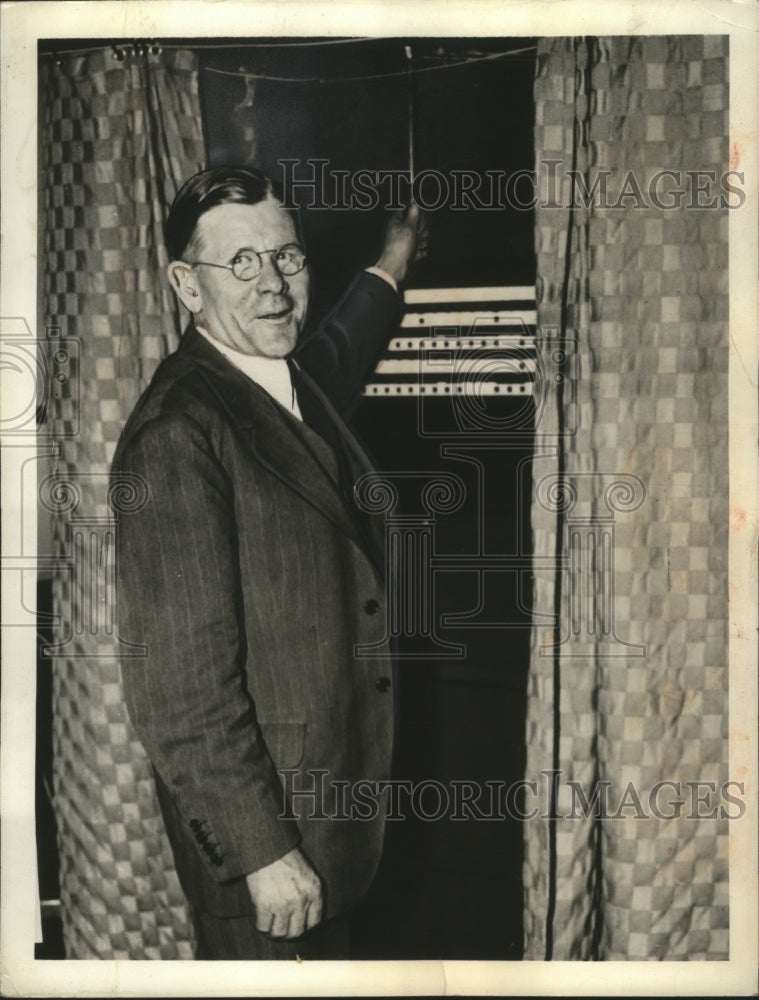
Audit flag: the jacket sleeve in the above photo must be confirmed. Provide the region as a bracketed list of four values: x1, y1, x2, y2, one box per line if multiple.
[295, 269, 402, 414]
[114, 411, 301, 883]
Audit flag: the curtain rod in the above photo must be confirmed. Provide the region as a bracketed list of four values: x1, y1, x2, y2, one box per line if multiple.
[203, 46, 537, 85]
[40, 38, 536, 61]
[39, 37, 380, 58]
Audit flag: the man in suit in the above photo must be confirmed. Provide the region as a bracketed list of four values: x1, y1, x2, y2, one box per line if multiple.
[112, 166, 424, 959]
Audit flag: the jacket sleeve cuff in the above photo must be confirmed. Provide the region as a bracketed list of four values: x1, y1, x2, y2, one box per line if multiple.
[364, 265, 398, 294]
[182, 783, 303, 884]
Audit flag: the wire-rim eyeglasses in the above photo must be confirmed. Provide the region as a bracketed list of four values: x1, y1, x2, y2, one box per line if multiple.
[190, 244, 307, 281]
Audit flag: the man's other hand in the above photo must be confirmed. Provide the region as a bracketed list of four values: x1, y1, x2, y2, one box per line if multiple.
[245, 847, 323, 939]
[375, 202, 428, 285]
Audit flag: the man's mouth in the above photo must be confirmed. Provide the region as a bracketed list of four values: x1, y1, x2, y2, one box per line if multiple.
[258, 304, 294, 324]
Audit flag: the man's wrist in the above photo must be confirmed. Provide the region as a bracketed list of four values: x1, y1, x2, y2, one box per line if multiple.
[364, 265, 398, 294]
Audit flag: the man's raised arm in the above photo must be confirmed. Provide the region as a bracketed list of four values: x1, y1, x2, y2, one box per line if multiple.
[295, 204, 427, 412]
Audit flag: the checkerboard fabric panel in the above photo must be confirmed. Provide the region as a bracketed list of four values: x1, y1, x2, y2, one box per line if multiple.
[39, 47, 205, 958]
[524, 36, 729, 960]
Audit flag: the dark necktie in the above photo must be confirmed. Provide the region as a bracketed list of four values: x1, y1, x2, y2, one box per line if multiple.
[286, 358, 384, 574]
[286, 358, 340, 448]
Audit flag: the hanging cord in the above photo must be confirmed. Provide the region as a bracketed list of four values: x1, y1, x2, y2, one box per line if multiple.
[404, 45, 414, 182]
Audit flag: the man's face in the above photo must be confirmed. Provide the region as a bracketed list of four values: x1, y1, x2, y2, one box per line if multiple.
[182, 197, 309, 358]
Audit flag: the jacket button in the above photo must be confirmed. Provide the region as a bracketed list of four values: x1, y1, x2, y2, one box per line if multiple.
[375, 676, 391, 693]
[364, 598, 380, 615]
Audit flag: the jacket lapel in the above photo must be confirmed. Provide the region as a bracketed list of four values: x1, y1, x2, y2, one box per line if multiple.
[178, 327, 372, 555]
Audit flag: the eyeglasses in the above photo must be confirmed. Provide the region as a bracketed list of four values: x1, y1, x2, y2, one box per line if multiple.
[191, 243, 307, 281]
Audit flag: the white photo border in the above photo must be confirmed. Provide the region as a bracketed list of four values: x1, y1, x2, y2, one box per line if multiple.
[1, 1, 756, 995]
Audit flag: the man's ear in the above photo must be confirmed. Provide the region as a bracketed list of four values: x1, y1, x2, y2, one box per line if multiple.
[167, 261, 202, 313]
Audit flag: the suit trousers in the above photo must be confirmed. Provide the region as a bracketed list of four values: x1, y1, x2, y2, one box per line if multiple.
[193, 908, 350, 960]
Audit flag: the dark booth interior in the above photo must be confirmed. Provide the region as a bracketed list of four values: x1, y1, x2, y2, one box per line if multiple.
[37, 36, 537, 960]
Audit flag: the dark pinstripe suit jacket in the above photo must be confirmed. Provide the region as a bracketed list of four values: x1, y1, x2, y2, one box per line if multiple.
[113, 272, 399, 919]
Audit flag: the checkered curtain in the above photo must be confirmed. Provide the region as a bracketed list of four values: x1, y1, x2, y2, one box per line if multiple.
[524, 36, 729, 959]
[39, 47, 205, 958]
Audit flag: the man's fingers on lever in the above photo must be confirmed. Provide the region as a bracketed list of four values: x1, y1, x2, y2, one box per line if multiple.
[405, 201, 420, 223]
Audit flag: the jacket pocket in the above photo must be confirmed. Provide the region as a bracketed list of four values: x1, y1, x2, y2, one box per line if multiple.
[260, 721, 307, 769]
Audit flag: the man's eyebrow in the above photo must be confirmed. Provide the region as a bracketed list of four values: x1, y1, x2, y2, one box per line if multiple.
[227, 243, 301, 262]
[227, 246, 258, 262]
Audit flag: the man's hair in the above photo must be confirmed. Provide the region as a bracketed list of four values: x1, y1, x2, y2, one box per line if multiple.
[165, 166, 281, 262]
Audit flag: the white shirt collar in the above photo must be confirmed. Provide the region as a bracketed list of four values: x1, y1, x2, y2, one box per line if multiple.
[197, 326, 303, 421]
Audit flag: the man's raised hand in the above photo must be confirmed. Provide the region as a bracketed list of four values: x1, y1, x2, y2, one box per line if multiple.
[375, 202, 429, 285]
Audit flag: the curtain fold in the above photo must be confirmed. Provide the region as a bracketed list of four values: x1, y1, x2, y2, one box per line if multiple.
[524, 36, 729, 960]
[39, 46, 206, 958]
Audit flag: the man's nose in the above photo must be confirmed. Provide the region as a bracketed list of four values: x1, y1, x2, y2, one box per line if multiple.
[255, 255, 288, 294]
